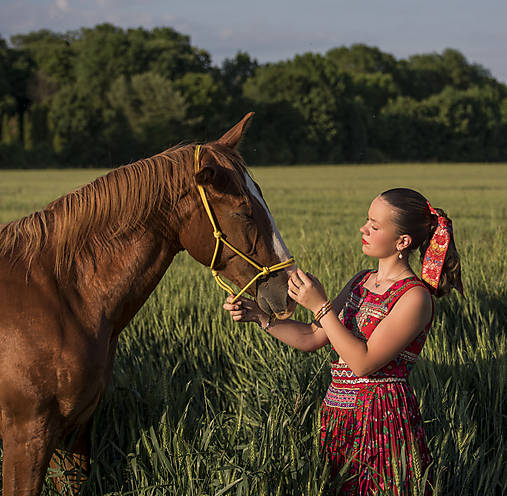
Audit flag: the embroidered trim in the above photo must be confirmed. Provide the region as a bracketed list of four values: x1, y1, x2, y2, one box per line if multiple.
[330, 363, 407, 384]
[331, 368, 356, 378]
[331, 376, 407, 385]
[324, 384, 359, 409]
[399, 349, 418, 362]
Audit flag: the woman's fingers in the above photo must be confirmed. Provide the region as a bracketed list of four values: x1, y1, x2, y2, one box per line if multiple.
[288, 287, 299, 300]
[223, 302, 240, 311]
[290, 272, 304, 287]
[297, 268, 314, 286]
[288, 278, 299, 293]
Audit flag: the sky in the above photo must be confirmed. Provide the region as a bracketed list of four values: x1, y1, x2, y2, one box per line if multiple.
[1, 0, 506, 83]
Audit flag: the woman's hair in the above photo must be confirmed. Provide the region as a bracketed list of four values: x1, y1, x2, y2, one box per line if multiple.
[380, 188, 462, 298]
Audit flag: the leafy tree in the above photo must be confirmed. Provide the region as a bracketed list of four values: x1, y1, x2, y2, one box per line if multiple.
[244, 53, 367, 162]
[221, 51, 258, 97]
[48, 84, 112, 164]
[174, 72, 227, 140]
[398, 48, 495, 100]
[326, 44, 398, 75]
[124, 27, 211, 81]
[108, 72, 187, 155]
[0, 38, 15, 113]
[10, 29, 75, 85]
[72, 24, 130, 95]
[430, 85, 506, 161]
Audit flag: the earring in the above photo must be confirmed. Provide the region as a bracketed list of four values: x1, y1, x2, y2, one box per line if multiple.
[398, 250, 403, 259]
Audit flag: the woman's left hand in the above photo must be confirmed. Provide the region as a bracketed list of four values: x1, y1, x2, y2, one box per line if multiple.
[288, 268, 328, 314]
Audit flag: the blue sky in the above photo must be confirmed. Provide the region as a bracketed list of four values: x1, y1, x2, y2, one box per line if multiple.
[1, 0, 506, 82]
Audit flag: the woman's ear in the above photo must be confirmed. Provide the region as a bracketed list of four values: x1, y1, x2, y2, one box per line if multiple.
[396, 234, 412, 252]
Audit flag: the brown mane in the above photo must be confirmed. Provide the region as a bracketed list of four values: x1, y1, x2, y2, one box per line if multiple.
[0, 142, 249, 279]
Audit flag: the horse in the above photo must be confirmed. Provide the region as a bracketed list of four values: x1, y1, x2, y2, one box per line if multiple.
[0, 113, 296, 495]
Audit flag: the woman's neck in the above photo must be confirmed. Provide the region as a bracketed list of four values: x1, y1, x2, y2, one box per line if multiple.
[376, 255, 412, 282]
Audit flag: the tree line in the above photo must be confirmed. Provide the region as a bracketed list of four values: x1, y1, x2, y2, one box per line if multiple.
[1, 23, 506, 167]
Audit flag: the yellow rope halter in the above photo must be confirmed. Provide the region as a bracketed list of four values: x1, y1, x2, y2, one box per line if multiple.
[194, 145, 295, 302]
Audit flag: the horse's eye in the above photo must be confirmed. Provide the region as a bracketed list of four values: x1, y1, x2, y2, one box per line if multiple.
[232, 211, 254, 221]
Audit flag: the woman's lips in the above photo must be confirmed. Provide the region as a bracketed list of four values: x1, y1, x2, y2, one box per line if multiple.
[362, 238, 369, 245]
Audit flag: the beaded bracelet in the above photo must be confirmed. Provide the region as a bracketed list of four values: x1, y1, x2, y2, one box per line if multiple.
[314, 300, 332, 323]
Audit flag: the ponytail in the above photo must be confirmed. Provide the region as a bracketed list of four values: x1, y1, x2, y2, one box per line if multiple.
[417, 207, 463, 297]
[380, 188, 463, 298]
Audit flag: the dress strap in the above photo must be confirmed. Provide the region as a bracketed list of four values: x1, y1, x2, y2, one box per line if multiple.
[350, 269, 373, 291]
[384, 278, 427, 307]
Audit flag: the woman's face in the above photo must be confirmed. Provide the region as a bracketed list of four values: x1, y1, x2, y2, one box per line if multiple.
[360, 196, 402, 259]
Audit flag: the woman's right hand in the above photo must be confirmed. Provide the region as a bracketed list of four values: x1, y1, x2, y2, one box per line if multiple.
[222, 295, 268, 325]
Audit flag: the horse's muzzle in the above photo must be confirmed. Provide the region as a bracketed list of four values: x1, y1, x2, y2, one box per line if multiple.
[256, 268, 297, 319]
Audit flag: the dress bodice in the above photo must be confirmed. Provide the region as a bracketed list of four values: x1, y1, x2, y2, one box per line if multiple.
[334, 270, 433, 378]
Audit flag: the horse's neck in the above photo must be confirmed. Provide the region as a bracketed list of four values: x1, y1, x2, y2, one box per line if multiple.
[52, 152, 195, 337]
[68, 224, 182, 337]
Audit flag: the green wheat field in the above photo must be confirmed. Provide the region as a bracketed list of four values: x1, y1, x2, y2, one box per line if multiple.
[0, 164, 505, 495]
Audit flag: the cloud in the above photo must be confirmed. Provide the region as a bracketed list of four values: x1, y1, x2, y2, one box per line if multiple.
[55, 0, 69, 11]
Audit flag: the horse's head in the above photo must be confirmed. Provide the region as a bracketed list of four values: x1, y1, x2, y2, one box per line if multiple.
[179, 113, 296, 319]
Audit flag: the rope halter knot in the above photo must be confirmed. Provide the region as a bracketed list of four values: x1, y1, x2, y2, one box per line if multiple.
[193, 144, 295, 303]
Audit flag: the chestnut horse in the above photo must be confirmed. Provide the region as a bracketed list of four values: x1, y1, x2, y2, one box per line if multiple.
[0, 113, 296, 495]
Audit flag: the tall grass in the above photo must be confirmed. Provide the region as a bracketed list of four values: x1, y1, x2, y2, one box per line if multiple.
[0, 163, 505, 495]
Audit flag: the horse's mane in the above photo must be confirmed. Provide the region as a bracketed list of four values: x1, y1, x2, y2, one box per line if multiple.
[0, 142, 249, 279]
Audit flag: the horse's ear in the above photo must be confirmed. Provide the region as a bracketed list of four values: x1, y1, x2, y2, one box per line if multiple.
[195, 165, 216, 186]
[217, 112, 255, 150]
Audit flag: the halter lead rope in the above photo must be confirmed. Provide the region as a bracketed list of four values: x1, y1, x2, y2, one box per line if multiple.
[194, 145, 295, 302]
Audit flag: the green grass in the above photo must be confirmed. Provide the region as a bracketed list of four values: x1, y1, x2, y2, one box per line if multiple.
[0, 163, 506, 495]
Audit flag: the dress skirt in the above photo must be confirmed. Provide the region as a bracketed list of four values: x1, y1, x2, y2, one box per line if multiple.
[320, 363, 434, 495]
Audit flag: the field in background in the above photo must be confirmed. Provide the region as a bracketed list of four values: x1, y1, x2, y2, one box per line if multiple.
[0, 164, 505, 495]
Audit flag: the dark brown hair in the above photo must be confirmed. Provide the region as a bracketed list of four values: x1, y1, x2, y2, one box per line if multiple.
[380, 188, 463, 298]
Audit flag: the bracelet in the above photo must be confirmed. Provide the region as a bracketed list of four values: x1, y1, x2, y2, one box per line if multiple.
[260, 314, 275, 331]
[314, 300, 332, 323]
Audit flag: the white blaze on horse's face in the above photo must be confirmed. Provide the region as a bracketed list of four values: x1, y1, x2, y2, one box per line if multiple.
[243, 172, 293, 264]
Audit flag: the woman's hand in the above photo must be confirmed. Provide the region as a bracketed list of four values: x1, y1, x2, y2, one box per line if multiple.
[288, 268, 328, 314]
[222, 294, 268, 325]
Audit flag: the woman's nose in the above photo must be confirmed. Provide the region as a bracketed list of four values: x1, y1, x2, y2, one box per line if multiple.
[360, 224, 367, 235]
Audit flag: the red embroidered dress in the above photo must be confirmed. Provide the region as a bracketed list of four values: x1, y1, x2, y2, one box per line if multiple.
[320, 270, 434, 495]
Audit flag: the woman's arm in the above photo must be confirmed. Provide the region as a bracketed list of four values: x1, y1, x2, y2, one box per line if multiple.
[222, 271, 366, 353]
[223, 295, 325, 352]
[290, 270, 432, 376]
[319, 285, 432, 376]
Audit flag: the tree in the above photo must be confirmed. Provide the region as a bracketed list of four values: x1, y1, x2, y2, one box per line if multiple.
[108, 72, 187, 155]
[48, 84, 112, 164]
[10, 29, 75, 86]
[124, 26, 211, 81]
[326, 44, 398, 75]
[243, 53, 367, 163]
[398, 48, 495, 100]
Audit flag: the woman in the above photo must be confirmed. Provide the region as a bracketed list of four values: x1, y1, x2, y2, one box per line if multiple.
[223, 188, 463, 495]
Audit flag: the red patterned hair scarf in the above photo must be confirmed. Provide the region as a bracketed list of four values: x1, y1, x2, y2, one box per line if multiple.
[421, 202, 463, 295]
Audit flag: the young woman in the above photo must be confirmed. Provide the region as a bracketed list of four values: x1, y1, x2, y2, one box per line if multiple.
[223, 188, 463, 495]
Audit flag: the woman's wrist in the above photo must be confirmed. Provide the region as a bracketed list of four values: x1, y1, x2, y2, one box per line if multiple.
[258, 313, 275, 331]
[311, 298, 329, 315]
[313, 299, 332, 322]
[256, 312, 270, 328]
